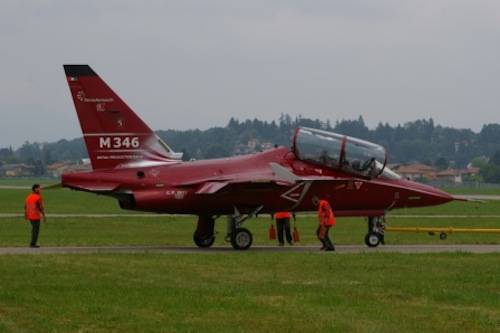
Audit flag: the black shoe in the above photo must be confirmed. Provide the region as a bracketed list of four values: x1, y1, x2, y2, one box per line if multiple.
[30, 245, 40, 248]
[325, 247, 335, 251]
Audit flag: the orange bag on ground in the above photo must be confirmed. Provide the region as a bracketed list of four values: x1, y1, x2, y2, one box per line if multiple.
[293, 227, 300, 242]
[269, 224, 276, 240]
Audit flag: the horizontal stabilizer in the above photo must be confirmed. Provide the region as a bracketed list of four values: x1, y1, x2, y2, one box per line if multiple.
[63, 181, 120, 193]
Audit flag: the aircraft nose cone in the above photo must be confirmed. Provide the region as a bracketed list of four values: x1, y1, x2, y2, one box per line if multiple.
[423, 187, 454, 205]
[403, 181, 455, 207]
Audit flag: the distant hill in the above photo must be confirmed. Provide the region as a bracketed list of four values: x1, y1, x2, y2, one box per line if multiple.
[1, 115, 500, 174]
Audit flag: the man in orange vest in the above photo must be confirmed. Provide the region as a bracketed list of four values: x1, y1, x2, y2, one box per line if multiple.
[317, 199, 335, 251]
[274, 211, 294, 246]
[24, 184, 46, 248]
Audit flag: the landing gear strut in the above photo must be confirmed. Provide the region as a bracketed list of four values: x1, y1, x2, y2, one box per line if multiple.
[193, 215, 216, 248]
[364, 216, 386, 248]
[225, 206, 263, 250]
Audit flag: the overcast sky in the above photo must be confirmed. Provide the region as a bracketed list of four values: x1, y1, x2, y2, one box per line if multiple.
[1, 0, 500, 148]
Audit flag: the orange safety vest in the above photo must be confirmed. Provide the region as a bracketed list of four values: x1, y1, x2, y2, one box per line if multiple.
[25, 193, 43, 220]
[318, 200, 335, 227]
[275, 211, 291, 219]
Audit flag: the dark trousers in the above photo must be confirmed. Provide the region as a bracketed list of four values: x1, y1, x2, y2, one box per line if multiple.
[276, 218, 292, 245]
[30, 220, 40, 246]
[316, 225, 335, 250]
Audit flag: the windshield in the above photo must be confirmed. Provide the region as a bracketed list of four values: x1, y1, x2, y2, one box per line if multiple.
[343, 137, 386, 177]
[293, 127, 387, 178]
[379, 164, 402, 180]
[294, 128, 343, 169]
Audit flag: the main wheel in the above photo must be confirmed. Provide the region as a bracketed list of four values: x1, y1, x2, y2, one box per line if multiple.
[230, 228, 253, 250]
[364, 232, 381, 248]
[193, 233, 215, 248]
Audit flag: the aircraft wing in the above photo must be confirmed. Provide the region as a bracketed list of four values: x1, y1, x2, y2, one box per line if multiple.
[179, 175, 288, 195]
[195, 181, 230, 194]
[269, 163, 339, 182]
[174, 162, 347, 195]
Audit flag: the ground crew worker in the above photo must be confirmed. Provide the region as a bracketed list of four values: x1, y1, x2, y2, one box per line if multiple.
[274, 211, 294, 246]
[317, 199, 335, 251]
[24, 184, 46, 248]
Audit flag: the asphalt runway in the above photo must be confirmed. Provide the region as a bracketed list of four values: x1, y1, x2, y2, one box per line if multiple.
[0, 244, 499, 255]
[2, 213, 500, 219]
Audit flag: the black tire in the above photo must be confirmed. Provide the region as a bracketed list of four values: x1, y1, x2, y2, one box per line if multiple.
[364, 232, 381, 248]
[230, 228, 253, 250]
[193, 233, 215, 248]
[439, 232, 447, 240]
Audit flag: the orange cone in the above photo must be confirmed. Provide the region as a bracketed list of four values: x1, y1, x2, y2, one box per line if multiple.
[269, 224, 276, 240]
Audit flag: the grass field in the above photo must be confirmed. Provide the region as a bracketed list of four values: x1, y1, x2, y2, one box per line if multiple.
[0, 253, 498, 333]
[1, 214, 500, 247]
[0, 181, 499, 332]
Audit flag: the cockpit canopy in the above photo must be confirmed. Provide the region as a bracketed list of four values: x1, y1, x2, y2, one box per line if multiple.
[292, 127, 388, 178]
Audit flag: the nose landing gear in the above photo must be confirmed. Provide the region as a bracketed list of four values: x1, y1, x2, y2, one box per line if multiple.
[225, 206, 263, 250]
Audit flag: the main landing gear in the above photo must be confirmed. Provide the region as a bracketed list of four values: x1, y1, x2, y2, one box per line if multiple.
[364, 216, 386, 248]
[193, 215, 216, 248]
[193, 206, 263, 250]
[225, 206, 263, 250]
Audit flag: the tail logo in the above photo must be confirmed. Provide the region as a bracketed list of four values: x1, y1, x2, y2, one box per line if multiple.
[96, 103, 106, 112]
[75, 90, 114, 104]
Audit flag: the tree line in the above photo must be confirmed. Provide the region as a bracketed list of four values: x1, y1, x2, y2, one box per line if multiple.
[1, 115, 500, 181]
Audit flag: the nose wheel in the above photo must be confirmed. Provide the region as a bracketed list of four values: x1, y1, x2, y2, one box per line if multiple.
[365, 232, 382, 247]
[230, 228, 253, 250]
[365, 216, 385, 248]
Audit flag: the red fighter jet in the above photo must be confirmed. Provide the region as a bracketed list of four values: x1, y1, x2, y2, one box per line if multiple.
[62, 65, 458, 250]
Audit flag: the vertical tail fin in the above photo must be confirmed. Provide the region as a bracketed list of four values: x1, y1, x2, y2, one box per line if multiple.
[63, 65, 181, 170]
